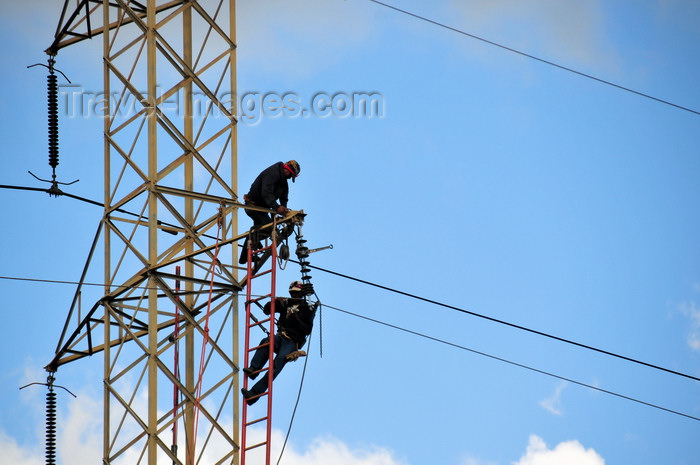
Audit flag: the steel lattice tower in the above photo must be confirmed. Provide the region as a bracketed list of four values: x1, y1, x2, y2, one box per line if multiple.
[45, 1, 244, 463]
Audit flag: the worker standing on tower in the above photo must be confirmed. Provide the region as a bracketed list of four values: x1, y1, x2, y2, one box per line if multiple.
[242, 281, 315, 405]
[239, 160, 301, 264]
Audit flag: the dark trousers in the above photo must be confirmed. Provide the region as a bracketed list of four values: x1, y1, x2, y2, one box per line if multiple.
[239, 207, 273, 264]
[245, 207, 272, 228]
[247, 334, 298, 395]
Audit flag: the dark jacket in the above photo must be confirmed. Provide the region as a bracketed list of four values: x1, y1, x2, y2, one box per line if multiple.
[246, 162, 289, 211]
[264, 297, 315, 346]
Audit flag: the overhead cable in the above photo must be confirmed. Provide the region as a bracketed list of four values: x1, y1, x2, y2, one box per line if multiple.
[366, 0, 700, 116]
[291, 260, 700, 383]
[4, 184, 697, 383]
[323, 302, 700, 423]
[7, 264, 697, 422]
[0, 184, 180, 235]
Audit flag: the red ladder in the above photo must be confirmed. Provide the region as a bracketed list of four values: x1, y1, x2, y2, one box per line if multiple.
[241, 232, 278, 465]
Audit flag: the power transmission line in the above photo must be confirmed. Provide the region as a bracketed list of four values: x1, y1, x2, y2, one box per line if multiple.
[4, 260, 698, 387]
[322, 302, 700, 423]
[366, 0, 700, 116]
[292, 260, 700, 383]
[0, 275, 99, 287]
[4, 269, 697, 422]
[4, 186, 698, 383]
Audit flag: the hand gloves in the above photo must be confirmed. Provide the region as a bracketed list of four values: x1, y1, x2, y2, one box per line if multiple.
[285, 350, 307, 361]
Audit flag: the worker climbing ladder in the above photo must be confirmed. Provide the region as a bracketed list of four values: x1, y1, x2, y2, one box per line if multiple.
[241, 226, 279, 465]
[239, 210, 311, 465]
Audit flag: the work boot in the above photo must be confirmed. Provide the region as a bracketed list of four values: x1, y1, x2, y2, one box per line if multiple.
[239, 238, 249, 265]
[239, 228, 266, 265]
[241, 388, 259, 406]
[250, 227, 269, 249]
[243, 367, 258, 380]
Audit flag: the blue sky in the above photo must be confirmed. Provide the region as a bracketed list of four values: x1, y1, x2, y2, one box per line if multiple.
[1, 1, 699, 464]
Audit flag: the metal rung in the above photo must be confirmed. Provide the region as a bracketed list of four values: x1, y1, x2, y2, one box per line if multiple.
[248, 342, 272, 353]
[244, 415, 269, 428]
[242, 233, 281, 465]
[252, 268, 272, 278]
[250, 317, 273, 329]
[248, 294, 272, 304]
[245, 440, 269, 452]
[250, 315, 273, 325]
[242, 368, 269, 383]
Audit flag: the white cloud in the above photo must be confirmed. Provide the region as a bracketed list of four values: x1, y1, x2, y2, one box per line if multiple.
[0, 388, 407, 465]
[679, 300, 700, 351]
[513, 435, 605, 465]
[58, 392, 102, 465]
[236, 0, 379, 79]
[0, 431, 43, 465]
[1, 384, 607, 465]
[446, 0, 618, 71]
[271, 434, 407, 465]
[539, 381, 567, 415]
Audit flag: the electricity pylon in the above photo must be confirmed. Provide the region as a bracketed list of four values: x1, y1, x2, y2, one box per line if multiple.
[44, 1, 243, 463]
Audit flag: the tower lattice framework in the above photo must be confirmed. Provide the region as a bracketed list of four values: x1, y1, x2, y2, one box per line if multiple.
[46, 1, 245, 463]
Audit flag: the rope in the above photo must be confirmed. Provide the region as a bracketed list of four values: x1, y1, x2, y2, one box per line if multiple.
[171, 266, 182, 464]
[191, 209, 223, 465]
[274, 231, 323, 464]
[316, 297, 323, 358]
[275, 300, 319, 465]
